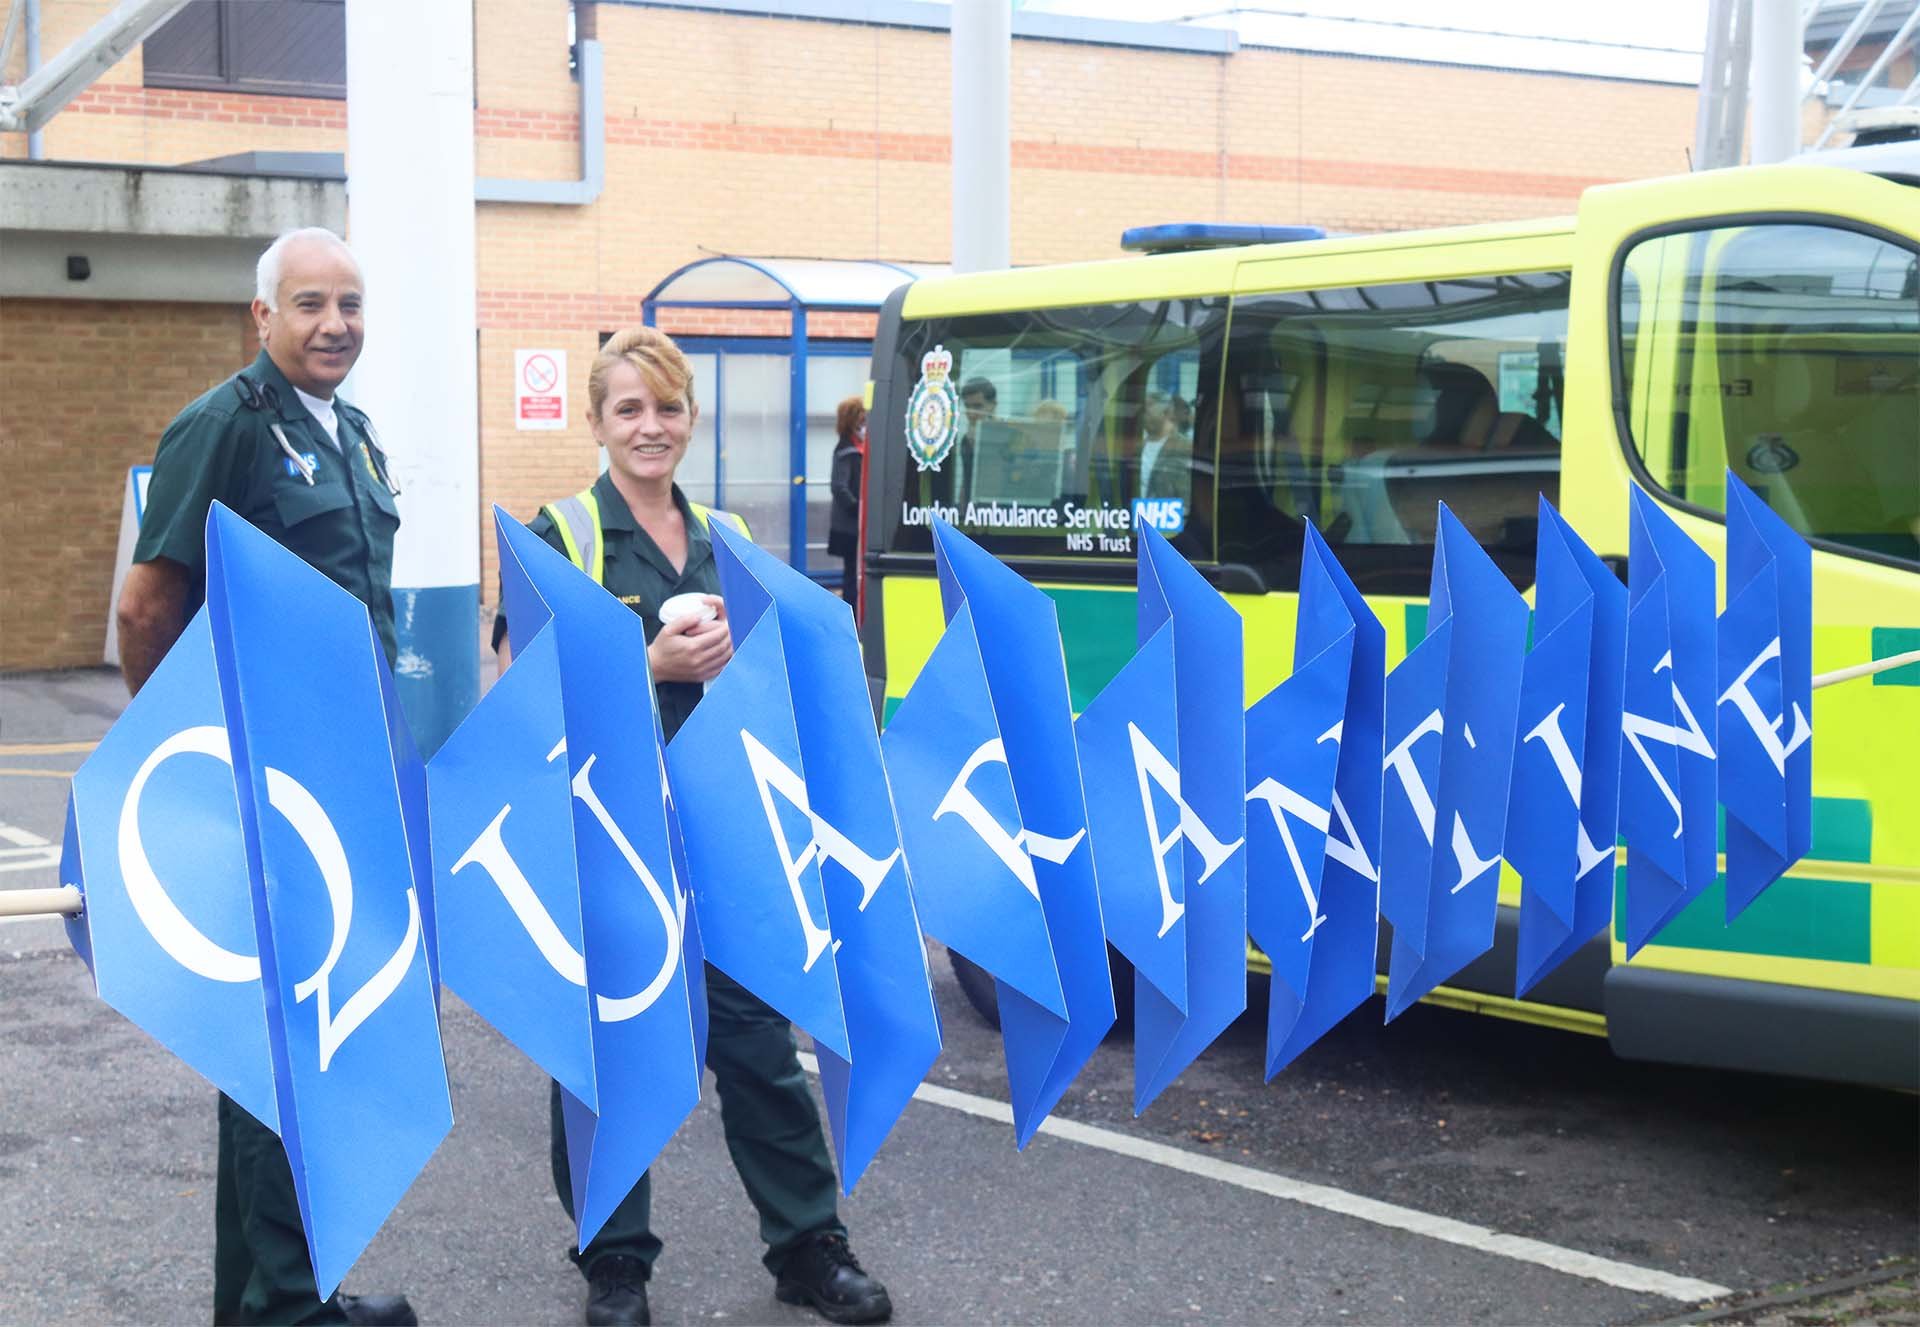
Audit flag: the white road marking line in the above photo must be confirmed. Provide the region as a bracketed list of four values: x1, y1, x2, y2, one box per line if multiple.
[798, 1051, 1730, 1304]
[0, 822, 50, 847]
[0, 852, 61, 873]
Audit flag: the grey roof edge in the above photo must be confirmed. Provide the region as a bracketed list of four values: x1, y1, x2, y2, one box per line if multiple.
[606, 0, 1239, 55]
[0, 159, 345, 238]
[0, 155, 345, 184]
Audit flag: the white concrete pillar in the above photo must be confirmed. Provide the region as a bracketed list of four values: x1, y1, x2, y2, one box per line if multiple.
[1749, 0, 1803, 164]
[345, 0, 479, 753]
[951, 0, 1011, 274]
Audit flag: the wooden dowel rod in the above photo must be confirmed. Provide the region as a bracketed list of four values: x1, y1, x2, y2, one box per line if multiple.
[0, 885, 81, 919]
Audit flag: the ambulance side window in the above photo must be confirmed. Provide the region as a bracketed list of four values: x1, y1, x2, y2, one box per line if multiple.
[883, 299, 1226, 564]
[1218, 271, 1572, 596]
[1618, 222, 1919, 567]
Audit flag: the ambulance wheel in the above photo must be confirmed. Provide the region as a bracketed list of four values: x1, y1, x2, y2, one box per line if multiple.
[948, 948, 1001, 1029]
[1105, 944, 1136, 1038]
[945, 946, 1136, 1039]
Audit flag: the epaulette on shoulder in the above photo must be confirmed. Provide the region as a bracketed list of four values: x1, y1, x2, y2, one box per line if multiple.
[226, 372, 272, 416]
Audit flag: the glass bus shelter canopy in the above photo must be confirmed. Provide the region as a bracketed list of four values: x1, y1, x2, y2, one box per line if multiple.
[644, 256, 950, 311]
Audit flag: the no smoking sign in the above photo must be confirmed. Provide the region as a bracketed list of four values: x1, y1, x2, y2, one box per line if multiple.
[515, 349, 567, 431]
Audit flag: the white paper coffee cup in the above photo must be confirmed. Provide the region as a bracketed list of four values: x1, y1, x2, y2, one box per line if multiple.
[658, 593, 721, 693]
[658, 592, 718, 626]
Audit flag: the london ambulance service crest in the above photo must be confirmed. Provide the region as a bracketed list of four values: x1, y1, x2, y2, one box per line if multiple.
[905, 345, 961, 472]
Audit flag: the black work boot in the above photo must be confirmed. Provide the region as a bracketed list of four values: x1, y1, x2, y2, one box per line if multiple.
[584, 1254, 651, 1326]
[334, 1293, 419, 1326]
[774, 1233, 893, 1325]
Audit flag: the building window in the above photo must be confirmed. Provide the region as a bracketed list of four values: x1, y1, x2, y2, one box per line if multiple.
[145, 0, 345, 100]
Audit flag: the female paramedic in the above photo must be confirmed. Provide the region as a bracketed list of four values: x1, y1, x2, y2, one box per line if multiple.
[490, 326, 893, 1327]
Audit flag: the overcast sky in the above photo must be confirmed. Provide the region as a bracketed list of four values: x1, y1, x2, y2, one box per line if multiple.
[1020, 1, 1714, 81]
[1025, 1, 1711, 50]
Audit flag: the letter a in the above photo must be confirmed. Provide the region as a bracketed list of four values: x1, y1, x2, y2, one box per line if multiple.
[1128, 722, 1241, 938]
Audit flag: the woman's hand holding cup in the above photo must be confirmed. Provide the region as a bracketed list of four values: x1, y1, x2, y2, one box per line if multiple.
[650, 593, 731, 684]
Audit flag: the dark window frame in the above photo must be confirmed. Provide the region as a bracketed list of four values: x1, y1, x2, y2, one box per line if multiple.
[144, 0, 346, 101]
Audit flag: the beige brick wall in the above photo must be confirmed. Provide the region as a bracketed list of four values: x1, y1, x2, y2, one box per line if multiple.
[1, 300, 254, 668]
[4, 1, 1716, 665]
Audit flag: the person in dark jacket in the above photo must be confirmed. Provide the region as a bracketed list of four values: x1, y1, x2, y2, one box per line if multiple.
[119, 226, 415, 1327]
[827, 396, 867, 606]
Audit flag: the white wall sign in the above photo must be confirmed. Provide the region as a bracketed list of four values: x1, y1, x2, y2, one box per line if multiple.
[515, 350, 567, 431]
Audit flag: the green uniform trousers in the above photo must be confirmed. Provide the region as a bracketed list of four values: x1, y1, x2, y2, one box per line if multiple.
[551, 963, 845, 1279]
[213, 1094, 346, 1326]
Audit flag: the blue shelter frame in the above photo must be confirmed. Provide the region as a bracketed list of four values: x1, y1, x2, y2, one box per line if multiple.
[642, 256, 944, 579]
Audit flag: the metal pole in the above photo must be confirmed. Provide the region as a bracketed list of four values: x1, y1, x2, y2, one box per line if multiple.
[790, 305, 809, 569]
[1696, 0, 1757, 170]
[1807, 0, 1886, 89]
[0, 0, 183, 137]
[951, 0, 1011, 274]
[1814, 3, 1920, 146]
[23, 0, 41, 157]
[345, 0, 480, 757]
[1750, 0, 1804, 162]
[1695, 0, 1737, 169]
[1, 0, 24, 81]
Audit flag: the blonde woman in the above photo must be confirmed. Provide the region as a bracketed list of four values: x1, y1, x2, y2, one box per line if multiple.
[492, 327, 893, 1327]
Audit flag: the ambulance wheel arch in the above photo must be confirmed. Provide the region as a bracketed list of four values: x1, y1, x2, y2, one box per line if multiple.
[946, 946, 1137, 1037]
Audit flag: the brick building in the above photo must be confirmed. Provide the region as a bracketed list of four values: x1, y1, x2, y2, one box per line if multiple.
[0, 0, 1706, 670]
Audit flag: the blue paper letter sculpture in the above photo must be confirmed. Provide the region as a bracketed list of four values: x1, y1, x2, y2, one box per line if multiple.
[1620, 488, 1718, 954]
[1505, 498, 1627, 996]
[1075, 525, 1246, 1112]
[1717, 472, 1812, 921]
[62, 504, 450, 1296]
[1381, 505, 1528, 1020]
[430, 509, 703, 1248]
[883, 518, 1111, 1143]
[668, 520, 940, 1190]
[1244, 525, 1384, 1076]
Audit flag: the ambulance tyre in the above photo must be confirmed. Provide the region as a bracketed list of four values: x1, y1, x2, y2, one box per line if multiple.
[947, 949, 1001, 1029]
[945, 946, 1136, 1040]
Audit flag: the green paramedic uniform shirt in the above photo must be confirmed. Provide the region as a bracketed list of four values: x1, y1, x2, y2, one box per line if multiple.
[490, 472, 733, 743]
[134, 349, 403, 663]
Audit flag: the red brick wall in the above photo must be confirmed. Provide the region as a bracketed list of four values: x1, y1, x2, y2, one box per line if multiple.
[0, 300, 253, 669]
[1, 1, 1727, 662]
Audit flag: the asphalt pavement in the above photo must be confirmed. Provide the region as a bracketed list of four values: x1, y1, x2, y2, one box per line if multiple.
[2, 667, 1915, 1326]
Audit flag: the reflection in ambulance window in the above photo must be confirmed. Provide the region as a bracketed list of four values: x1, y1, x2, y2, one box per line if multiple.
[1218, 271, 1572, 595]
[1619, 222, 1918, 566]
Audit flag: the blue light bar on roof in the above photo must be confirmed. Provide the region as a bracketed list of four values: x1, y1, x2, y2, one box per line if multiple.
[1120, 222, 1326, 255]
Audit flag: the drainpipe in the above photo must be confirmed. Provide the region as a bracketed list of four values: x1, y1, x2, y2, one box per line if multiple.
[474, 34, 603, 205]
[25, 0, 43, 157]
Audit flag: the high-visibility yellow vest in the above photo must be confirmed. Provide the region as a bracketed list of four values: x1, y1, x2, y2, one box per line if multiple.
[540, 487, 750, 586]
